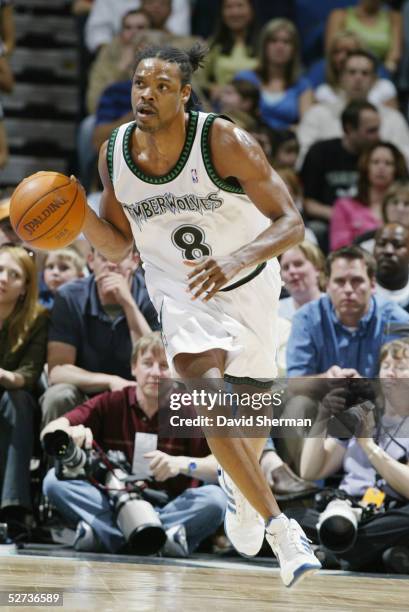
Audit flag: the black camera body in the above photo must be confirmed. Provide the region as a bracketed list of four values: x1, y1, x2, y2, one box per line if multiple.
[42, 430, 167, 555]
[327, 378, 377, 438]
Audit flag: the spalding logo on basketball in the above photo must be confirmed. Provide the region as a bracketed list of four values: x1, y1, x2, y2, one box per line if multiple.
[9, 171, 87, 250]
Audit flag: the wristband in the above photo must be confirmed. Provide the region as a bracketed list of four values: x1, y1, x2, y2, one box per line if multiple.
[187, 460, 197, 475]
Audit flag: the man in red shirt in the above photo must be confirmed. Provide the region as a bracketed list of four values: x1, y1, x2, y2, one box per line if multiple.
[41, 332, 226, 555]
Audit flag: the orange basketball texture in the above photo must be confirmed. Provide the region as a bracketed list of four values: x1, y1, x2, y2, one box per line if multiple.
[9, 171, 86, 249]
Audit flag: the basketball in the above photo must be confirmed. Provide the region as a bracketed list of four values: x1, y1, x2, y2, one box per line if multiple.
[9, 171, 87, 250]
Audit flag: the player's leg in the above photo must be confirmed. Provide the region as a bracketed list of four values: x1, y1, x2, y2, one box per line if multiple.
[174, 349, 281, 519]
[174, 348, 321, 586]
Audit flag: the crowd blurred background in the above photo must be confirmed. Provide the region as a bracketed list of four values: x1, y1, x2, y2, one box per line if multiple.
[1, 0, 409, 576]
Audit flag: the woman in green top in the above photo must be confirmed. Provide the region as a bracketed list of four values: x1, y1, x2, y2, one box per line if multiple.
[325, 0, 402, 74]
[0, 245, 48, 536]
[199, 0, 259, 105]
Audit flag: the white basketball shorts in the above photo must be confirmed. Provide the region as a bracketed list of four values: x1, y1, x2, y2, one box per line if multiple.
[144, 259, 282, 382]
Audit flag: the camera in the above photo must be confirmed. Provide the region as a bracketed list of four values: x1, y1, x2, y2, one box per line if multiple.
[326, 378, 376, 438]
[42, 430, 89, 479]
[316, 497, 362, 553]
[43, 430, 167, 555]
[315, 489, 379, 553]
[102, 455, 167, 555]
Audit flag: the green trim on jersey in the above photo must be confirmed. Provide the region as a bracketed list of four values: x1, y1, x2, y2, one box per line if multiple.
[201, 113, 245, 194]
[122, 111, 199, 184]
[106, 127, 120, 183]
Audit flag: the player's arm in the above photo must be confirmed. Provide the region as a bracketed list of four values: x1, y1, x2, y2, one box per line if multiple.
[186, 119, 304, 300]
[213, 119, 304, 265]
[81, 140, 134, 263]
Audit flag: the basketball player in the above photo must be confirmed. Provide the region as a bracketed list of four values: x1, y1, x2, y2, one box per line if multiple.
[80, 43, 321, 586]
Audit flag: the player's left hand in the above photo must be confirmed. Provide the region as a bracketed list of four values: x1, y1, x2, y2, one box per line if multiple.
[144, 450, 184, 481]
[184, 256, 243, 301]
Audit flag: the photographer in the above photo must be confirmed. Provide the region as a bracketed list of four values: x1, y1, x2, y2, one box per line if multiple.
[296, 338, 409, 572]
[41, 332, 226, 556]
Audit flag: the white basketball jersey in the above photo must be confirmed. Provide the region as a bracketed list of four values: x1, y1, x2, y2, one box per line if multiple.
[108, 111, 274, 287]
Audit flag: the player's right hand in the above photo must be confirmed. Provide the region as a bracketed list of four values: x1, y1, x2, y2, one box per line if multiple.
[184, 255, 244, 301]
[69, 424, 93, 449]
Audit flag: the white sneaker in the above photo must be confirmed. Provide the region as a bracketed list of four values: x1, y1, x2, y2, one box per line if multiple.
[266, 515, 321, 587]
[162, 524, 189, 558]
[218, 467, 265, 557]
[73, 520, 103, 553]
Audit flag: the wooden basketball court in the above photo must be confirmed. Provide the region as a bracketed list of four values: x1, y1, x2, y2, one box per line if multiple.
[0, 552, 407, 611]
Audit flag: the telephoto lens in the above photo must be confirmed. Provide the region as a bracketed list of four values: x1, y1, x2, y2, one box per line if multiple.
[105, 470, 167, 555]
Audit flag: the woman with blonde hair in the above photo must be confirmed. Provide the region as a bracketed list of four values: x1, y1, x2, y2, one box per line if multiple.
[279, 240, 326, 321]
[326, 0, 402, 74]
[0, 245, 48, 537]
[235, 18, 313, 129]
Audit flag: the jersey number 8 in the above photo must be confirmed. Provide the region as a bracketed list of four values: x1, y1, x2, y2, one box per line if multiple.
[172, 225, 212, 260]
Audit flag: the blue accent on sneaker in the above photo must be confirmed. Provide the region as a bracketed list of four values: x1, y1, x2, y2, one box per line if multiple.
[286, 563, 321, 588]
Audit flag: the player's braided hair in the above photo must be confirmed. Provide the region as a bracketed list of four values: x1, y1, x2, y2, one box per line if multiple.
[133, 42, 208, 86]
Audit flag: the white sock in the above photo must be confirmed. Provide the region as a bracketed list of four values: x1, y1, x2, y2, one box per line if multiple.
[265, 513, 288, 531]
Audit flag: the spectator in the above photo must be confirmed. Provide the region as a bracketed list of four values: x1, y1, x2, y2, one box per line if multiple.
[140, 0, 172, 32]
[0, 38, 12, 170]
[0, 0, 14, 56]
[374, 223, 409, 311]
[398, 0, 409, 93]
[298, 337, 409, 573]
[72, 1, 93, 17]
[287, 246, 409, 377]
[279, 240, 326, 321]
[236, 18, 313, 129]
[40, 248, 159, 427]
[86, 9, 152, 115]
[356, 180, 409, 252]
[312, 30, 397, 108]
[270, 129, 299, 171]
[39, 248, 85, 310]
[0, 198, 18, 245]
[297, 51, 409, 164]
[300, 100, 380, 250]
[330, 142, 408, 250]
[84, 0, 191, 53]
[41, 332, 226, 556]
[218, 78, 261, 128]
[0, 40, 13, 92]
[199, 0, 259, 104]
[325, 0, 402, 74]
[0, 245, 48, 536]
[276, 169, 318, 245]
[382, 180, 409, 228]
[293, 0, 350, 67]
